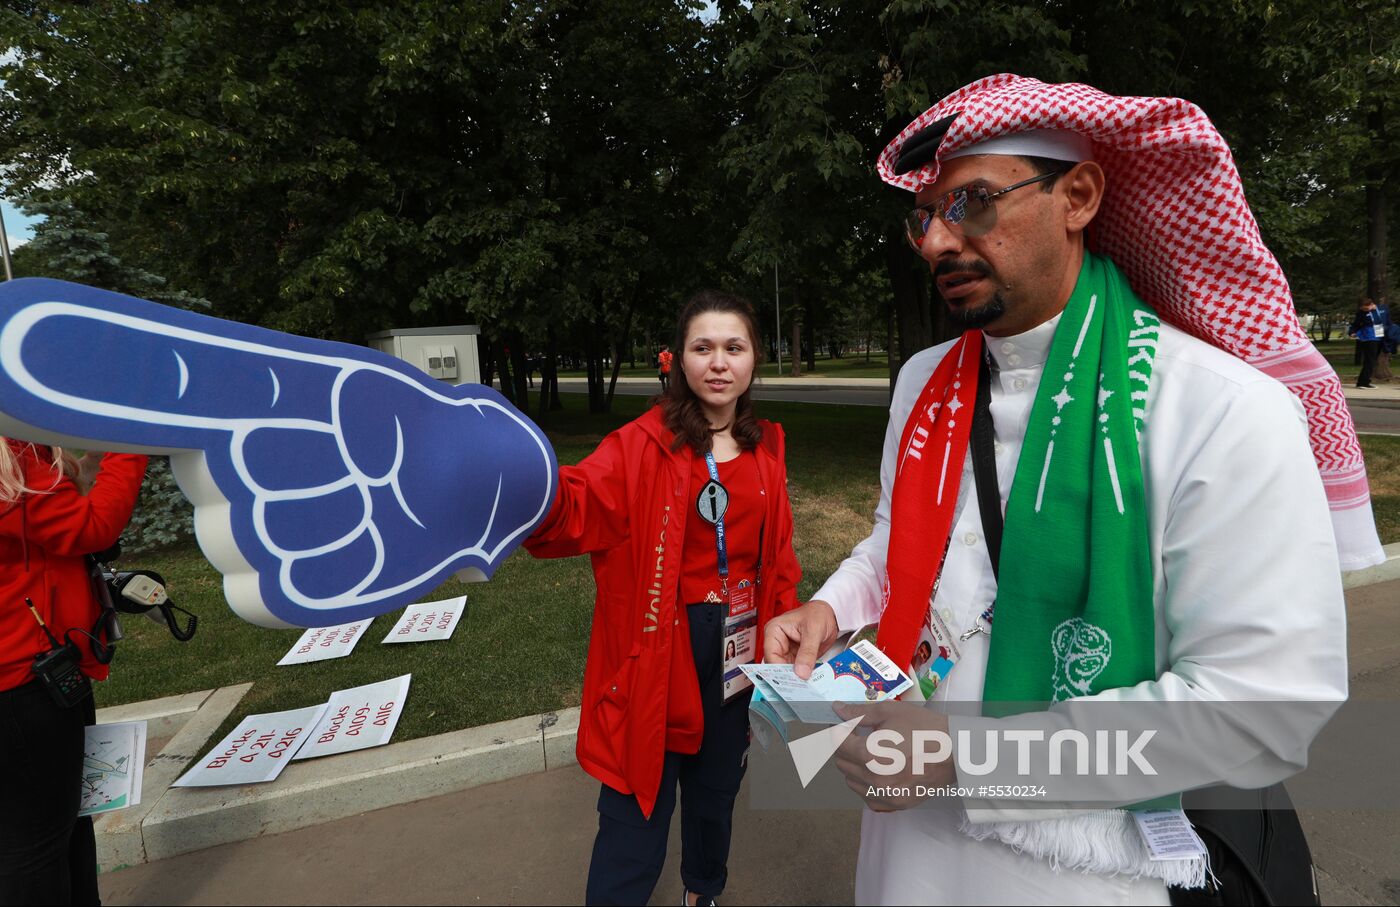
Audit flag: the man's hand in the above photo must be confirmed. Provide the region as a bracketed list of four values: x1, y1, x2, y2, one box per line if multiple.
[831, 700, 955, 812]
[763, 599, 839, 679]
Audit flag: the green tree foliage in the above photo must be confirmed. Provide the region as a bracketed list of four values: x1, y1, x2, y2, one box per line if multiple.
[13, 198, 209, 310]
[1, 0, 1393, 401]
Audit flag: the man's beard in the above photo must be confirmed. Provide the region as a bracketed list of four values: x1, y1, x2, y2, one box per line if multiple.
[934, 258, 1006, 330]
[946, 292, 1007, 329]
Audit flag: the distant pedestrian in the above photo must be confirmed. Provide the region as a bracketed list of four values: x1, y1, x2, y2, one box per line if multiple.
[657, 344, 673, 391]
[1350, 298, 1383, 388]
[1373, 300, 1394, 382]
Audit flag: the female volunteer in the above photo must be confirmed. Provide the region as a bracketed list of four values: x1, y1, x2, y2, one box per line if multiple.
[0, 440, 147, 905]
[527, 290, 802, 906]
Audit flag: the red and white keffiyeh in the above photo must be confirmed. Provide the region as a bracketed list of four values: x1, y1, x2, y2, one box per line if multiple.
[878, 74, 1385, 570]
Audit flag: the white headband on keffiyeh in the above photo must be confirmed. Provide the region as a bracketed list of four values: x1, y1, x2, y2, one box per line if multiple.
[941, 128, 1093, 163]
[878, 74, 1385, 571]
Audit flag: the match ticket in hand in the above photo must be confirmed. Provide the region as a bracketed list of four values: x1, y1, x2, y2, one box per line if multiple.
[742, 639, 913, 725]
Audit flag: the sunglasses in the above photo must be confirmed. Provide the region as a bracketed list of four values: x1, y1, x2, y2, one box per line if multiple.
[904, 171, 1062, 249]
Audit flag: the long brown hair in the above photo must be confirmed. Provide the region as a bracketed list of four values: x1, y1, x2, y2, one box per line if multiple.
[658, 290, 765, 454]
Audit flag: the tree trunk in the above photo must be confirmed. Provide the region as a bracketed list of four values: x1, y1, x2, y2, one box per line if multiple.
[496, 342, 516, 406]
[885, 296, 897, 403]
[480, 335, 496, 390]
[803, 290, 816, 373]
[886, 225, 935, 384]
[788, 286, 802, 378]
[1366, 102, 1389, 308]
[586, 318, 607, 413]
[545, 327, 562, 413]
[506, 329, 530, 410]
[487, 334, 516, 405]
[538, 329, 560, 418]
[606, 295, 637, 412]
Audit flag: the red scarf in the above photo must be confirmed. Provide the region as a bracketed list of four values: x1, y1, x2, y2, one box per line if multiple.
[876, 331, 983, 668]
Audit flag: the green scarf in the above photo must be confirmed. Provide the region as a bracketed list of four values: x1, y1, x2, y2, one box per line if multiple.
[983, 252, 1160, 706]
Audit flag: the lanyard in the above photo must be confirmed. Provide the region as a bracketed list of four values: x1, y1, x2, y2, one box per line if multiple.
[962, 349, 1002, 640]
[701, 451, 730, 598]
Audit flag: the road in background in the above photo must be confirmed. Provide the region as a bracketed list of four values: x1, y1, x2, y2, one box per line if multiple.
[557, 378, 1400, 434]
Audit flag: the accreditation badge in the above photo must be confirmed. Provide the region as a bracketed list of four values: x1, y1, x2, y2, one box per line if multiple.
[912, 607, 962, 698]
[722, 580, 758, 702]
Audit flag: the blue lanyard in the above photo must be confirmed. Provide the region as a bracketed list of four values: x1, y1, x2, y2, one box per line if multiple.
[703, 451, 730, 596]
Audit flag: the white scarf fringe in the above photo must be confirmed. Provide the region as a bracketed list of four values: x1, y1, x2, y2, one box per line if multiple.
[958, 809, 1210, 890]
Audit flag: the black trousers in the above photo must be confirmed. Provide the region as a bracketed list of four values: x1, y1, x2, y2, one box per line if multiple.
[1358, 339, 1380, 386]
[585, 602, 752, 906]
[0, 680, 99, 907]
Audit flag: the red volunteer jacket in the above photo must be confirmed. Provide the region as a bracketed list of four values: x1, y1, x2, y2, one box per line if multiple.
[0, 442, 148, 691]
[526, 406, 802, 818]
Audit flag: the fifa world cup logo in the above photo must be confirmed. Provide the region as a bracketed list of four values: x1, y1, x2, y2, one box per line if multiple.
[1050, 618, 1112, 702]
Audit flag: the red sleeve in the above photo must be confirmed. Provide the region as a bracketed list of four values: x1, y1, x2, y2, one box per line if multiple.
[766, 425, 803, 614]
[524, 430, 632, 559]
[0, 445, 149, 556]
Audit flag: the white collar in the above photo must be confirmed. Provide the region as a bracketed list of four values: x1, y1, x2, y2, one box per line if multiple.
[984, 311, 1063, 370]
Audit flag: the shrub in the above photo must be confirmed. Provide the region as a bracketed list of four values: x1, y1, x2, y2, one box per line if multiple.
[123, 457, 195, 554]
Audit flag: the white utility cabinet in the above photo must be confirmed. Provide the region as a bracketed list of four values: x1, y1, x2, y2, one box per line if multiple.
[366, 325, 482, 385]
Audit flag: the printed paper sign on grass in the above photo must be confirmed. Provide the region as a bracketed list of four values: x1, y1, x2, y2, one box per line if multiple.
[79, 720, 148, 817]
[173, 705, 327, 787]
[293, 674, 412, 761]
[381, 596, 466, 644]
[277, 619, 374, 666]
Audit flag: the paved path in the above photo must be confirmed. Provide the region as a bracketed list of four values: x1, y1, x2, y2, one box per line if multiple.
[100, 580, 1400, 905]
[1350, 399, 1400, 436]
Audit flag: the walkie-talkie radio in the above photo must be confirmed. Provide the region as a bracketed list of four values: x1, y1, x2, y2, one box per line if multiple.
[23, 597, 92, 708]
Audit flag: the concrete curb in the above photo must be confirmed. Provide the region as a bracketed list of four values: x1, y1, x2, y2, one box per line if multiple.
[95, 696, 582, 868]
[1341, 383, 1400, 402]
[1342, 542, 1400, 590]
[95, 683, 253, 871]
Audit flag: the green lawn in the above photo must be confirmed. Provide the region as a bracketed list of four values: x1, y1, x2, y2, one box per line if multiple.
[97, 393, 1399, 750]
[1362, 434, 1400, 545]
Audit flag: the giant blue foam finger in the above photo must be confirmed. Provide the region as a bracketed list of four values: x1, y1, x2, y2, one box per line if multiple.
[0, 278, 558, 628]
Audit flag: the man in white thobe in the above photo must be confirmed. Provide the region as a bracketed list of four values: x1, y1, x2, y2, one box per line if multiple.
[764, 75, 1382, 905]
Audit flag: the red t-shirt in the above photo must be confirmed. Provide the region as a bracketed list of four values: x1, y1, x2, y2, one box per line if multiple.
[658, 350, 673, 374]
[678, 449, 763, 606]
[666, 449, 765, 753]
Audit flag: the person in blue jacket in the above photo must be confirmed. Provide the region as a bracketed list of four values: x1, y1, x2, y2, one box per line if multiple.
[1349, 298, 1384, 387]
[1374, 299, 1395, 382]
